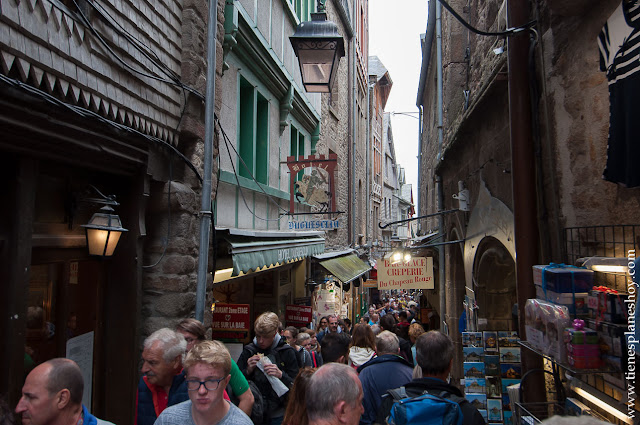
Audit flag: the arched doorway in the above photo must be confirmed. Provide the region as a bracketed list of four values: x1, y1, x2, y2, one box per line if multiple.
[473, 236, 517, 330]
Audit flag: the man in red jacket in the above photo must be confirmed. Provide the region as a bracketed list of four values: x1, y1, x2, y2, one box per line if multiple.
[136, 328, 189, 425]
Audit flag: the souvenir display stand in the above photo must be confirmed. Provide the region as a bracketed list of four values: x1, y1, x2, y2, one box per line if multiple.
[517, 263, 638, 424]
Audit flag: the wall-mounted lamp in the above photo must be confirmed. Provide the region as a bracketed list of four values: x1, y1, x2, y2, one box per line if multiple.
[81, 186, 127, 257]
[289, 0, 345, 93]
[578, 257, 628, 274]
[390, 249, 412, 265]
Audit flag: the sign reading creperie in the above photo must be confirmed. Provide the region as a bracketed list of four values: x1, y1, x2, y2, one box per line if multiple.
[377, 257, 434, 290]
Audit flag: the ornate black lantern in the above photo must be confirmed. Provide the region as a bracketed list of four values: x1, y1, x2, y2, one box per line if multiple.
[289, 1, 345, 93]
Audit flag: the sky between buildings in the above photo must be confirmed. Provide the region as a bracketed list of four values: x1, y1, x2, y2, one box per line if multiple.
[369, 0, 429, 206]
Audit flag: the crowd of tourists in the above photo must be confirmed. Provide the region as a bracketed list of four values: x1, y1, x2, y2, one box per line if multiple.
[11, 293, 600, 425]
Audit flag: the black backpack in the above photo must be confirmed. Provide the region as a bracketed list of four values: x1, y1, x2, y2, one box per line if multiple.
[228, 380, 265, 425]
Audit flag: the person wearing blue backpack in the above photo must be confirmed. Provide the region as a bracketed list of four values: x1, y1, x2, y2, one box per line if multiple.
[375, 331, 484, 425]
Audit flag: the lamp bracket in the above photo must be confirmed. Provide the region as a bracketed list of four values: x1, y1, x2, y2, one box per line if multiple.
[82, 185, 119, 206]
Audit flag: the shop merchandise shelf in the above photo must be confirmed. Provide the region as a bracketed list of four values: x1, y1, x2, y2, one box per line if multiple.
[518, 341, 621, 375]
[513, 402, 565, 424]
[513, 402, 609, 425]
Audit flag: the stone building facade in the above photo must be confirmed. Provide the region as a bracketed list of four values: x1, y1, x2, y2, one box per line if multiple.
[418, 0, 640, 414]
[0, 0, 223, 421]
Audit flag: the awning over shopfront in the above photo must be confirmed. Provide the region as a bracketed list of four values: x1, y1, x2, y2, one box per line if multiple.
[317, 253, 371, 284]
[220, 229, 325, 275]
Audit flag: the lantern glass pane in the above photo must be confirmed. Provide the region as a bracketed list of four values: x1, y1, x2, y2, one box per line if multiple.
[105, 231, 122, 256]
[87, 228, 110, 256]
[298, 47, 335, 83]
[89, 214, 111, 227]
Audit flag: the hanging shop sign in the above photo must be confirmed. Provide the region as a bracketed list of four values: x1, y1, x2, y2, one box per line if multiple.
[288, 219, 340, 230]
[363, 279, 378, 288]
[285, 304, 313, 327]
[287, 154, 338, 214]
[211, 303, 251, 342]
[377, 257, 434, 290]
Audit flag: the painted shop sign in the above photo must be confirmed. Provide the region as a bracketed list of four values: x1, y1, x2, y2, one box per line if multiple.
[363, 279, 378, 288]
[211, 303, 250, 341]
[285, 304, 313, 327]
[287, 219, 340, 230]
[287, 154, 338, 213]
[277, 246, 313, 262]
[377, 257, 434, 290]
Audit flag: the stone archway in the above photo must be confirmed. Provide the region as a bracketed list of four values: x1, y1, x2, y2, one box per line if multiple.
[473, 236, 517, 330]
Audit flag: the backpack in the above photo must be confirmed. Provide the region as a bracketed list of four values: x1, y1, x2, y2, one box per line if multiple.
[385, 387, 464, 425]
[247, 380, 266, 425]
[227, 380, 265, 425]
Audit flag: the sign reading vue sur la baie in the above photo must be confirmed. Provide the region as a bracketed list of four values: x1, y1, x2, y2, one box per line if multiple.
[211, 304, 250, 342]
[377, 257, 434, 290]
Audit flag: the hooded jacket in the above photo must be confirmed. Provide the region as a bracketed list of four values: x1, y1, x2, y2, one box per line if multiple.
[357, 354, 413, 425]
[348, 346, 376, 368]
[237, 333, 299, 421]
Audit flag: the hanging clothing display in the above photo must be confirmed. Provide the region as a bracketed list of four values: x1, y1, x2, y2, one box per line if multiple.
[598, 0, 640, 187]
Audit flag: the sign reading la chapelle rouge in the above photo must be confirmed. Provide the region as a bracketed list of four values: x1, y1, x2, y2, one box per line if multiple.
[377, 257, 434, 290]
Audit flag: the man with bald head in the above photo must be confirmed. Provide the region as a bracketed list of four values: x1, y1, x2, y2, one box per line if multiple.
[306, 363, 364, 425]
[15, 358, 113, 425]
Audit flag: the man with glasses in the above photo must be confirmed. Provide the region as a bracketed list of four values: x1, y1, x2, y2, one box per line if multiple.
[237, 312, 299, 425]
[155, 340, 252, 425]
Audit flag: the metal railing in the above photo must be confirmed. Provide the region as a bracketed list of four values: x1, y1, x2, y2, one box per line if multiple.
[563, 224, 640, 292]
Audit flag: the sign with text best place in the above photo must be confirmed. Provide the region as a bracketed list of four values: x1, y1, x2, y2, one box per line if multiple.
[377, 257, 434, 290]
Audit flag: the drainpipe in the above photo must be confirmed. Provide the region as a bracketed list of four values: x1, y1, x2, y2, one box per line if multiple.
[417, 105, 423, 222]
[435, 0, 444, 164]
[195, 0, 218, 321]
[366, 82, 371, 252]
[506, 0, 538, 341]
[507, 0, 542, 393]
[435, 0, 446, 333]
[351, 1, 357, 247]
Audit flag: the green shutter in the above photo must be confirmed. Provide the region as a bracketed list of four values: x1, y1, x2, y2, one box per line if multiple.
[256, 93, 269, 185]
[239, 78, 254, 179]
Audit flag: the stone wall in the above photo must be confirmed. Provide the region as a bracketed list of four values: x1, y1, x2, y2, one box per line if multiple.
[540, 0, 640, 239]
[141, 0, 224, 338]
[317, 0, 353, 249]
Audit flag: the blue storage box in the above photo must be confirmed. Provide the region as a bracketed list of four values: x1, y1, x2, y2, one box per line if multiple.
[532, 264, 593, 293]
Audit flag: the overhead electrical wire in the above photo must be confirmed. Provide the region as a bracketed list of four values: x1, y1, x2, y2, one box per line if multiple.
[70, 0, 204, 101]
[216, 117, 293, 222]
[216, 118, 290, 215]
[41, 0, 316, 226]
[0, 73, 203, 183]
[438, 0, 536, 37]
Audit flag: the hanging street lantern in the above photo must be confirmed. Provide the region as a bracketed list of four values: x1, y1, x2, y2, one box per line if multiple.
[81, 188, 128, 257]
[289, 0, 345, 93]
